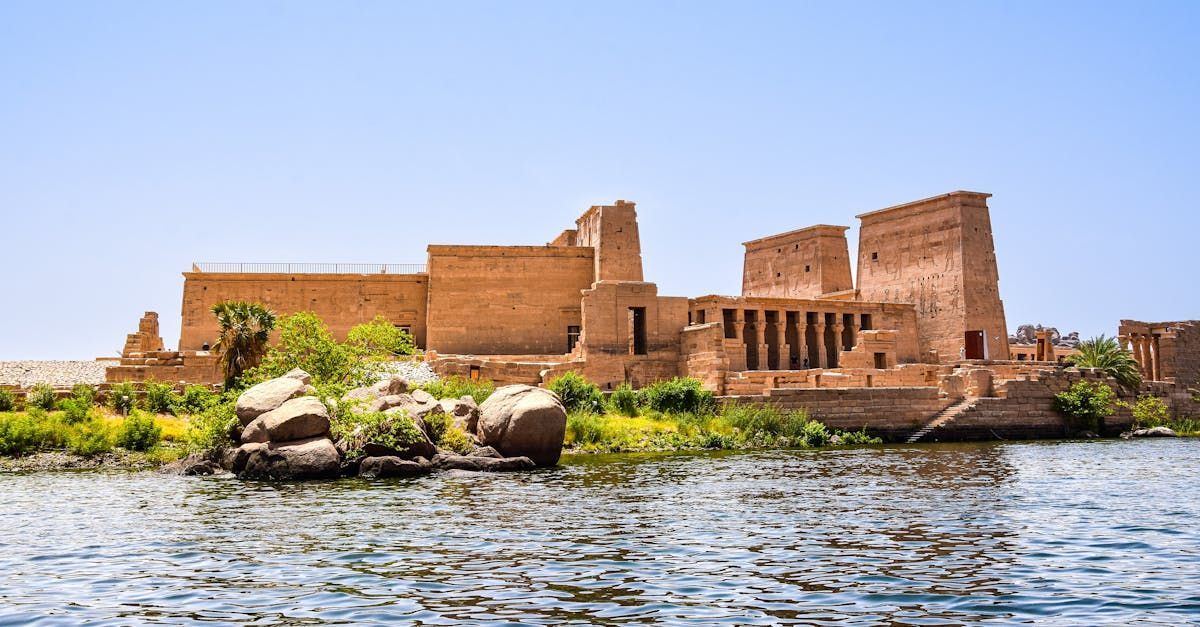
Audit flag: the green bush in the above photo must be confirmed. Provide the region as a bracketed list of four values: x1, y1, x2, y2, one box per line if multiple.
[142, 380, 178, 414]
[424, 411, 451, 445]
[26, 384, 58, 411]
[566, 410, 608, 446]
[330, 410, 426, 459]
[439, 425, 475, 454]
[799, 420, 832, 447]
[1053, 380, 1117, 432]
[184, 400, 237, 451]
[346, 315, 417, 359]
[172, 385, 221, 415]
[108, 382, 138, 415]
[0, 412, 47, 455]
[249, 312, 362, 387]
[607, 383, 639, 417]
[639, 378, 715, 415]
[59, 398, 93, 424]
[69, 418, 115, 456]
[419, 376, 495, 404]
[549, 372, 605, 414]
[721, 403, 811, 440]
[117, 411, 162, 451]
[0, 389, 16, 412]
[1125, 395, 1170, 428]
[70, 383, 97, 407]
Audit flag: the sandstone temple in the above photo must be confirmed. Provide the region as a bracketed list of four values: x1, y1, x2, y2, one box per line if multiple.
[105, 191, 1200, 441]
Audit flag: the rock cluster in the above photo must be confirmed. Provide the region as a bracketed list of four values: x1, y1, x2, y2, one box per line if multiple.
[1121, 426, 1178, 439]
[208, 372, 566, 481]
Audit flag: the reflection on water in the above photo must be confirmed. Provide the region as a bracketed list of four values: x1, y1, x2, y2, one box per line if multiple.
[2, 440, 1199, 624]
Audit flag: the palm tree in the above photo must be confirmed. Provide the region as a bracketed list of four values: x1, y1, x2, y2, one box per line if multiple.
[1067, 334, 1142, 390]
[211, 301, 277, 388]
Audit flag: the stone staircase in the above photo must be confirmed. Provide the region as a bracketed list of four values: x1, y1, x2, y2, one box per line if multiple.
[906, 398, 977, 443]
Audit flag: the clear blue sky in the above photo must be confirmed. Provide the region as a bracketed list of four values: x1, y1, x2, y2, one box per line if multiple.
[2, 1, 1196, 359]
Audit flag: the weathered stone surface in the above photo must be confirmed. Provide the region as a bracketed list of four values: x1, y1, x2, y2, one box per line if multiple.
[359, 456, 431, 479]
[430, 453, 535, 472]
[160, 452, 222, 476]
[225, 442, 267, 473]
[240, 437, 340, 480]
[241, 396, 330, 444]
[236, 377, 307, 425]
[361, 433, 436, 461]
[367, 393, 414, 413]
[342, 376, 411, 404]
[477, 385, 567, 466]
[469, 445, 502, 458]
[1129, 426, 1178, 438]
[441, 396, 480, 433]
[283, 368, 312, 385]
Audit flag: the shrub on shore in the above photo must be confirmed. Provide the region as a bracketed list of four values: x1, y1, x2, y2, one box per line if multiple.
[639, 378, 715, 415]
[1122, 394, 1200, 435]
[419, 376, 494, 404]
[0, 389, 14, 412]
[117, 411, 162, 452]
[330, 410, 425, 459]
[142, 380, 178, 414]
[171, 385, 221, 415]
[549, 372, 605, 414]
[608, 383, 639, 417]
[69, 418, 116, 457]
[108, 382, 138, 415]
[1053, 380, 1117, 432]
[26, 384, 57, 411]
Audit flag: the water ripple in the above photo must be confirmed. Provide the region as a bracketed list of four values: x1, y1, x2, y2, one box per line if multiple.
[1, 440, 1199, 624]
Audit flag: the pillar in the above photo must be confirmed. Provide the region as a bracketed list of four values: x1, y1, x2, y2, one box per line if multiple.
[733, 311, 745, 342]
[775, 313, 788, 371]
[1151, 335, 1162, 382]
[831, 318, 845, 368]
[813, 319, 827, 369]
[850, 313, 861, 349]
[755, 310, 768, 370]
[795, 317, 808, 369]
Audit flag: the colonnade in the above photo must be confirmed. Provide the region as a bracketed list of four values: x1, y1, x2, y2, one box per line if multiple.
[1120, 333, 1161, 382]
[724, 308, 868, 371]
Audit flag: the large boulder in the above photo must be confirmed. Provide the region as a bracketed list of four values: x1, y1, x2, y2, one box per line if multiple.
[367, 393, 414, 413]
[359, 456, 432, 479]
[236, 377, 308, 425]
[241, 396, 330, 444]
[441, 396, 480, 433]
[240, 437, 340, 480]
[430, 452, 536, 472]
[226, 442, 267, 473]
[476, 385, 567, 466]
[1129, 426, 1178, 438]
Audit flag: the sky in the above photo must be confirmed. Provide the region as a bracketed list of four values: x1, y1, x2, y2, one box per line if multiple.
[1, 1, 1197, 359]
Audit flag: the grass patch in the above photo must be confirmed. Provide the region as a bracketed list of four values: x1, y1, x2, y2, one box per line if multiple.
[418, 376, 494, 404]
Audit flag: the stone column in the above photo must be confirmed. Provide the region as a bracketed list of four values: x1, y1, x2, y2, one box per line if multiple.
[795, 317, 808, 369]
[1136, 335, 1150, 378]
[733, 311, 745, 342]
[775, 314, 789, 370]
[814, 319, 827, 369]
[1118, 334, 1130, 353]
[1151, 335, 1162, 382]
[755, 310, 768, 370]
[850, 313, 861, 349]
[831, 318, 845, 368]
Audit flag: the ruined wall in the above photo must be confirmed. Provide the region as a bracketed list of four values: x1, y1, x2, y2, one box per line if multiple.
[575, 281, 688, 389]
[122, 312, 165, 356]
[425, 245, 595, 355]
[738, 387, 954, 441]
[1120, 320, 1200, 388]
[574, 200, 644, 282]
[856, 191, 1010, 362]
[679, 322, 730, 394]
[106, 351, 220, 384]
[742, 225, 853, 298]
[180, 272, 428, 351]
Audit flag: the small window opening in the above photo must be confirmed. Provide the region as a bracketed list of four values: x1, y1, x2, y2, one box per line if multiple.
[805, 265, 811, 272]
[871, 252, 878, 260]
[567, 325, 581, 353]
[630, 307, 647, 355]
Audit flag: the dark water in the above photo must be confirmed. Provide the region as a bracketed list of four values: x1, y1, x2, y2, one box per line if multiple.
[2, 440, 1199, 625]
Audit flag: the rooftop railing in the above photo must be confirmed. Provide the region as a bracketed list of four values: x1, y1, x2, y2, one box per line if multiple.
[192, 262, 427, 274]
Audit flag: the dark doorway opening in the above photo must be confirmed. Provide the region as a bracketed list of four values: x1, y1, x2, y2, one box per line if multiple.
[630, 308, 647, 355]
[964, 330, 985, 360]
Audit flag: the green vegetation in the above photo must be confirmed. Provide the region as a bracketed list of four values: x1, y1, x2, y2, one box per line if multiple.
[183, 399, 237, 451]
[346, 315, 416, 359]
[107, 382, 138, 415]
[68, 418, 116, 456]
[549, 372, 605, 413]
[116, 411, 162, 451]
[26, 383, 57, 411]
[438, 425, 475, 454]
[1067, 335, 1142, 389]
[0, 389, 14, 412]
[211, 300, 277, 388]
[70, 384, 98, 406]
[172, 385, 222, 415]
[639, 377, 715, 415]
[1121, 394, 1200, 436]
[330, 410, 426, 459]
[552, 372, 881, 454]
[142, 380, 178, 414]
[418, 375, 494, 404]
[1053, 380, 1117, 432]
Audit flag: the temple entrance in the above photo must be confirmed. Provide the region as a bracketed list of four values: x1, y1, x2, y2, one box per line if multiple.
[964, 330, 985, 360]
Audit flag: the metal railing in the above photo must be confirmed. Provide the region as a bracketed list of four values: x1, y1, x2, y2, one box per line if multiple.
[192, 262, 427, 274]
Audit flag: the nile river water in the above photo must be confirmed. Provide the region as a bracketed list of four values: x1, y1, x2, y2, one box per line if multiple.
[2, 439, 1199, 625]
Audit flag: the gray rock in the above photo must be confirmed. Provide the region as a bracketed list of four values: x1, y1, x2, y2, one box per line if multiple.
[477, 385, 567, 467]
[159, 452, 223, 476]
[359, 456, 431, 479]
[341, 376, 410, 404]
[441, 396, 480, 433]
[240, 437, 341, 480]
[430, 453, 536, 472]
[367, 393, 414, 413]
[236, 377, 307, 425]
[228, 442, 268, 473]
[469, 445, 503, 458]
[241, 396, 330, 444]
[1132, 426, 1178, 438]
[283, 368, 312, 385]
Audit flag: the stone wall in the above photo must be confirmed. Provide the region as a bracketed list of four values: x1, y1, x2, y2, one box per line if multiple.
[425, 245, 594, 355]
[741, 225, 853, 299]
[105, 350, 220, 384]
[728, 387, 954, 441]
[181, 272, 429, 350]
[1120, 320, 1200, 387]
[856, 191, 1010, 362]
[573, 200, 644, 282]
[679, 322, 730, 394]
[573, 281, 689, 389]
